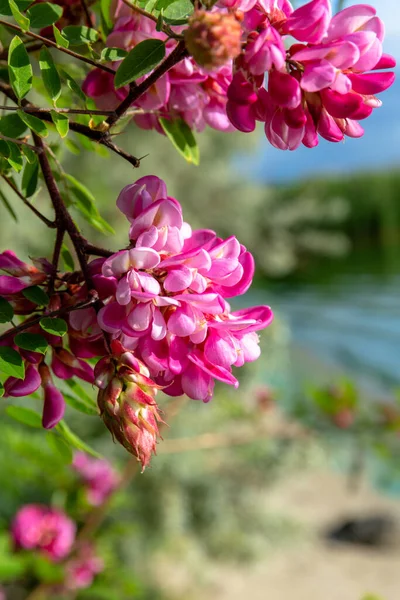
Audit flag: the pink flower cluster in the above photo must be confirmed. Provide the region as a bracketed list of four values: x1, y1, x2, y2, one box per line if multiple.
[0, 251, 98, 429]
[11, 504, 76, 561]
[226, 0, 396, 148]
[83, 7, 234, 133]
[84, 0, 395, 149]
[72, 452, 120, 506]
[88, 175, 272, 402]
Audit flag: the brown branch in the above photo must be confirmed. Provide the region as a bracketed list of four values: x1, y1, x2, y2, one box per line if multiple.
[0, 18, 115, 75]
[0, 133, 43, 153]
[2, 175, 56, 228]
[0, 82, 140, 168]
[48, 228, 65, 296]
[0, 105, 116, 116]
[106, 40, 188, 128]
[80, 0, 93, 28]
[83, 242, 113, 257]
[0, 296, 98, 343]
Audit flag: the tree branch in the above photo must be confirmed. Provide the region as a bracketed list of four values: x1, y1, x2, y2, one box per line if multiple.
[2, 175, 56, 228]
[106, 40, 188, 128]
[0, 18, 115, 75]
[48, 228, 65, 295]
[80, 0, 93, 28]
[0, 82, 141, 168]
[0, 106, 116, 116]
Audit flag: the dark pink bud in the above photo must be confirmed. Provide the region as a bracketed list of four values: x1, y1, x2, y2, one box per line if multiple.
[4, 364, 41, 397]
[42, 384, 65, 429]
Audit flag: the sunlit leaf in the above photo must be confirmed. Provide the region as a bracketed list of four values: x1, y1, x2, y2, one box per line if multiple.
[39, 47, 62, 103]
[100, 47, 128, 62]
[6, 142, 23, 172]
[17, 110, 48, 137]
[0, 347, 24, 379]
[40, 317, 68, 337]
[62, 25, 99, 45]
[51, 111, 69, 138]
[53, 25, 69, 48]
[160, 118, 199, 165]
[27, 2, 63, 28]
[114, 38, 165, 88]
[8, 36, 33, 99]
[9, 0, 30, 30]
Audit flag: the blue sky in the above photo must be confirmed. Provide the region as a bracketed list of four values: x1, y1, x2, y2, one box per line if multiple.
[239, 0, 400, 184]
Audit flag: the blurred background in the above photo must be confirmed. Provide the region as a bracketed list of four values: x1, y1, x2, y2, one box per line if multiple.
[1, 1, 400, 597]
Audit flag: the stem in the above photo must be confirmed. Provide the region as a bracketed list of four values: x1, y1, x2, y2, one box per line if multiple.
[0, 106, 116, 116]
[0, 82, 141, 168]
[106, 40, 188, 128]
[32, 134, 94, 289]
[48, 228, 65, 296]
[0, 18, 116, 75]
[80, 0, 93, 28]
[0, 296, 98, 343]
[2, 175, 56, 228]
[83, 242, 113, 257]
[0, 133, 43, 152]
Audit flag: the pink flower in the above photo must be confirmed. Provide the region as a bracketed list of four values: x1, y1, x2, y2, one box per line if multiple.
[11, 505, 75, 561]
[244, 24, 286, 76]
[65, 544, 104, 590]
[72, 452, 119, 506]
[282, 0, 331, 44]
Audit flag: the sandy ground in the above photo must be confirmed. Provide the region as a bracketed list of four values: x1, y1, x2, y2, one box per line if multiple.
[194, 469, 400, 600]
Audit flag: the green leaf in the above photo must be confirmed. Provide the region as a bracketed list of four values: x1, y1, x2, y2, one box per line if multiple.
[14, 332, 48, 354]
[61, 69, 86, 102]
[8, 36, 33, 99]
[9, 0, 30, 30]
[0, 139, 10, 158]
[7, 406, 42, 426]
[100, 46, 128, 62]
[53, 25, 69, 49]
[21, 143, 36, 164]
[61, 245, 74, 271]
[0, 381, 4, 397]
[0, 113, 27, 137]
[0, 347, 24, 379]
[40, 317, 67, 337]
[64, 393, 98, 416]
[100, 0, 113, 34]
[62, 25, 99, 45]
[27, 2, 63, 28]
[114, 38, 165, 88]
[57, 420, 101, 458]
[161, 0, 193, 23]
[51, 111, 69, 138]
[65, 173, 115, 235]
[160, 118, 199, 165]
[0, 297, 13, 323]
[0, 0, 31, 16]
[6, 142, 23, 172]
[17, 110, 48, 137]
[0, 189, 18, 221]
[22, 285, 49, 306]
[39, 47, 62, 103]
[46, 432, 73, 463]
[21, 154, 39, 197]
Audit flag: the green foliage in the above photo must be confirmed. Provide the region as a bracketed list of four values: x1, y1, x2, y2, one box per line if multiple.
[0, 0, 31, 16]
[0, 346, 24, 379]
[22, 285, 49, 306]
[114, 39, 165, 88]
[26, 2, 63, 28]
[39, 47, 62, 103]
[50, 110, 69, 138]
[40, 317, 68, 337]
[17, 110, 48, 137]
[0, 297, 14, 323]
[159, 0, 193, 23]
[21, 154, 39, 197]
[6, 406, 42, 427]
[8, 36, 32, 99]
[52, 24, 69, 48]
[160, 118, 199, 165]
[14, 332, 48, 354]
[101, 47, 128, 62]
[0, 113, 27, 138]
[65, 173, 115, 234]
[62, 25, 99, 45]
[8, 0, 29, 30]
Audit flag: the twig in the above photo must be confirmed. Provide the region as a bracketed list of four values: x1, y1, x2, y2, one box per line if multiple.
[106, 40, 188, 128]
[0, 18, 115, 75]
[0, 133, 43, 153]
[83, 242, 113, 257]
[0, 106, 116, 116]
[0, 82, 141, 168]
[48, 228, 65, 295]
[80, 0, 93, 28]
[0, 296, 98, 343]
[1, 175, 56, 228]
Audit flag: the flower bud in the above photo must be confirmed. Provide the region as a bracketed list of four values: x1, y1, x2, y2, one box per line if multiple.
[95, 352, 163, 470]
[184, 10, 242, 70]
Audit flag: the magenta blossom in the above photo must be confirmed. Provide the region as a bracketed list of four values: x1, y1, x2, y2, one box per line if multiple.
[65, 544, 104, 590]
[11, 505, 76, 562]
[72, 452, 119, 506]
[92, 176, 273, 404]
